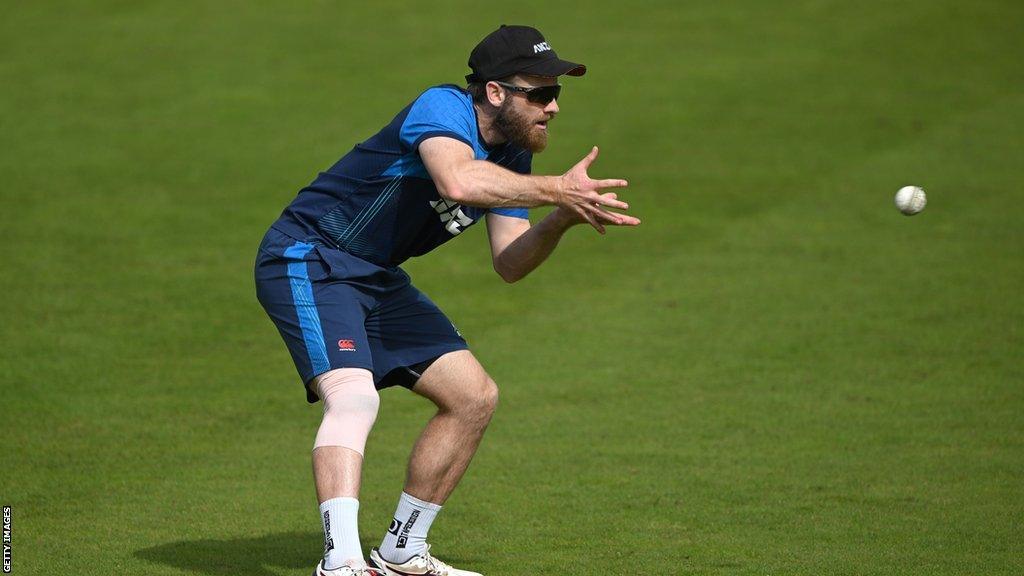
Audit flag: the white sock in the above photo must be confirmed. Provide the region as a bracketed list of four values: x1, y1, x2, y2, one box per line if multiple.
[320, 497, 364, 569]
[378, 492, 442, 563]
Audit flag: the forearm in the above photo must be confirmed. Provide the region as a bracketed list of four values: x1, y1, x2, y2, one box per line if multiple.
[423, 138, 631, 233]
[494, 210, 576, 283]
[444, 160, 562, 208]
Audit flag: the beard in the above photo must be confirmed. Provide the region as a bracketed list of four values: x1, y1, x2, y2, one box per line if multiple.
[494, 100, 548, 153]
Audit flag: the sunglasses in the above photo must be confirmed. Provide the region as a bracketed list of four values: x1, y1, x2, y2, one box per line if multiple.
[494, 81, 562, 105]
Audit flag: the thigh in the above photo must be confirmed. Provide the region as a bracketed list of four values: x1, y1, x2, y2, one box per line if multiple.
[365, 283, 469, 388]
[255, 233, 376, 402]
[412, 350, 496, 412]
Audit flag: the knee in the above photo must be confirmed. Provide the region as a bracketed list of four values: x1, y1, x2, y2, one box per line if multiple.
[314, 368, 380, 454]
[451, 377, 499, 423]
[319, 370, 380, 417]
[479, 377, 500, 415]
[322, 388, 380, 421]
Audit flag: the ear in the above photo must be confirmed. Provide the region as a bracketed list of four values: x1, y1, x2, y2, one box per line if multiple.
[485, 81, 506, 107]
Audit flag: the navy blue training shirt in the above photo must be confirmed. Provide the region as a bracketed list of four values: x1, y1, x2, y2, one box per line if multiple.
[270, 84, 532, 267]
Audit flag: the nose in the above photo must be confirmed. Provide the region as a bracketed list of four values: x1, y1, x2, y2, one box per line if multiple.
[543, 98, 559, 114]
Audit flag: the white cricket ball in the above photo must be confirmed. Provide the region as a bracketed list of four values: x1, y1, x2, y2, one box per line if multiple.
[895, 185, 927, 216]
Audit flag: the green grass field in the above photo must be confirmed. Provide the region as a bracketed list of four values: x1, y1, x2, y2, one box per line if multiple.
[2, 1, 1022, 574]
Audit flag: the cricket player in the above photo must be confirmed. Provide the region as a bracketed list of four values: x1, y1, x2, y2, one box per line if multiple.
[254, 24, 640, 576]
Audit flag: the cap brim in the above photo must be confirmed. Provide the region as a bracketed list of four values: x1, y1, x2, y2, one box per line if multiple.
[519, 57, 586, 78]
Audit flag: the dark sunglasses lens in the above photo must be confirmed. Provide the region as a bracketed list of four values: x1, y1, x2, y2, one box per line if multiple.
[527, 85, 560, 104]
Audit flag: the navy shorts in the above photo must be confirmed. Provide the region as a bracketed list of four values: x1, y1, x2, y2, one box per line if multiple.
[254, 227, 468, 403]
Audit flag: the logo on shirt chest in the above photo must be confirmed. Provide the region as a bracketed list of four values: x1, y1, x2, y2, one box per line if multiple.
[430, 199, 473, 235]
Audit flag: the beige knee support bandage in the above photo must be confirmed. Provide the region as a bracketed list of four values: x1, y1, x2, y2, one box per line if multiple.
[312, 368, 380, 455]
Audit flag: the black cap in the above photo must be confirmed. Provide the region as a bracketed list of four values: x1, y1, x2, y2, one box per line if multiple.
[466, 25, 586, 83]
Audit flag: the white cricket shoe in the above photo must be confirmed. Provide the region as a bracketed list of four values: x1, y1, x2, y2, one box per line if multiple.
[312, 559, 387, 576]
[369, 544, 482, 576]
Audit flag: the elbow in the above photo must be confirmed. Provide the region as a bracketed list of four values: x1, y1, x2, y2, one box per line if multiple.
[493, 261, 521, 284]
[438, 182, 466, 204]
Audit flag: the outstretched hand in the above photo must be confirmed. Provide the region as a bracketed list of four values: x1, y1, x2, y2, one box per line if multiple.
[556, 146, 640, 234]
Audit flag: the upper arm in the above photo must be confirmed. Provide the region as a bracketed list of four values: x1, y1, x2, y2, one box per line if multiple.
[419, 136, 475, 201]
[401, 87, 478, 200]
[485, 211, 531, 262]
[484, 148, 531, 253]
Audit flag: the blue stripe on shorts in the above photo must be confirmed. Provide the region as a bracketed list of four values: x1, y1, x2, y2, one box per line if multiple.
[283, 242, 331, 375]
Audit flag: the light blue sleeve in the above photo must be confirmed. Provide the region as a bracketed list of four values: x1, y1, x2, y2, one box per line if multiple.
[399, 87, 476, 151]
[489, 207, 530, 219]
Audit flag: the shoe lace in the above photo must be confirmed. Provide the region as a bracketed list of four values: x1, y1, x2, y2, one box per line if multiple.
[421, 544, 453, 576]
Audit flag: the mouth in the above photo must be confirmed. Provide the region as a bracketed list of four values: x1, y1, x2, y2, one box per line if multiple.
[536, 119, 549, 131]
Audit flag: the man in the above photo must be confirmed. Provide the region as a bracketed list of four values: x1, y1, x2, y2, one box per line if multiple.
[254, 24, 640, 576]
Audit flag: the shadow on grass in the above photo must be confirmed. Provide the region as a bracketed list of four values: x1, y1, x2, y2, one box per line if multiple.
[136, 532, 482, 575]
[135, 531, 322, 576]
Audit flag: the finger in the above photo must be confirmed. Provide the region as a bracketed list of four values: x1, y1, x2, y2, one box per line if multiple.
[579, 207, 605, 234]
[595, 212, 626, 225]
[586, 203, 624, 224]
[610, 214, 642, 226]
[580, 146, 599, 169]
[593, 194, 629, 210]
[588, 211, 623, 226]
[595, 191, 628, 209]
[594, 178, 629, 190]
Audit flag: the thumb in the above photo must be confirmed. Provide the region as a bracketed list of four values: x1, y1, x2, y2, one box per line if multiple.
[580, 145, 599, 169]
